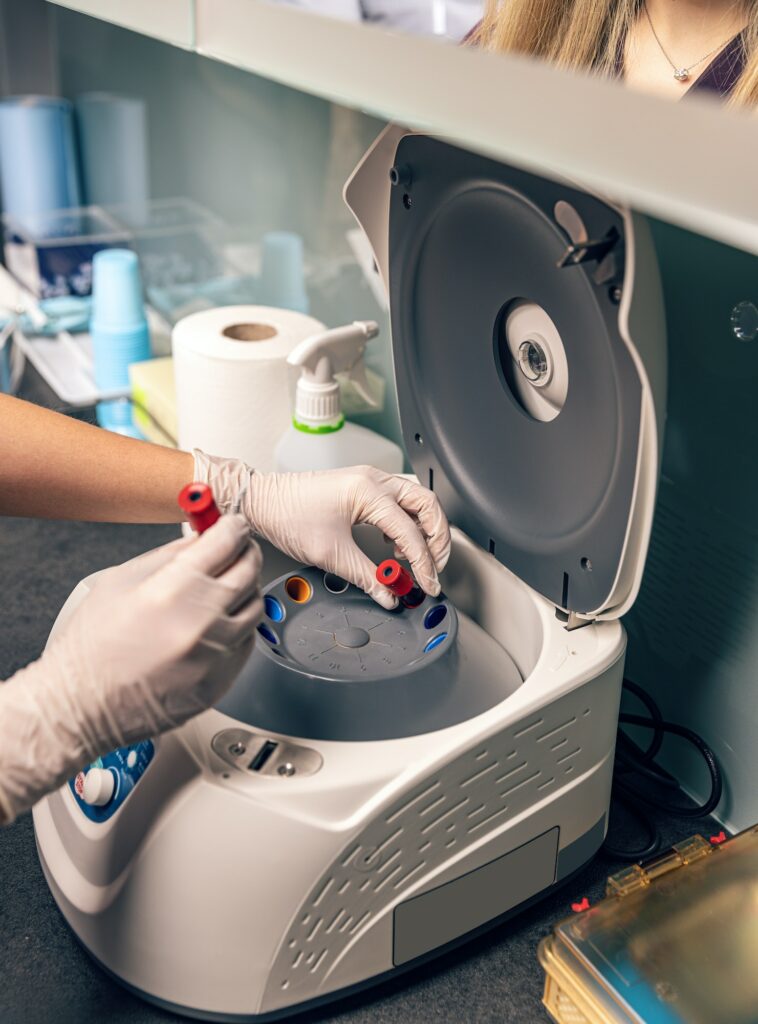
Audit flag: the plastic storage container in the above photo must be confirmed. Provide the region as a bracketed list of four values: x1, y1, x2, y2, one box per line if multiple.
[538, 825, 758, 1024]
[3, 206, 131, 299]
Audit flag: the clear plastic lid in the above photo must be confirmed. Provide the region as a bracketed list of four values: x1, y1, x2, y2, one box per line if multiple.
[543, 826, 758, 1024]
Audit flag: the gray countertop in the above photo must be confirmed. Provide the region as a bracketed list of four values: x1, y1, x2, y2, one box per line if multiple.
[0, 367, 717, 1024]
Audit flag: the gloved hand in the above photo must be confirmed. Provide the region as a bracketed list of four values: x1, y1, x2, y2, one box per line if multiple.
[193, 451, 452, 611]
[0, 515, 262, 825]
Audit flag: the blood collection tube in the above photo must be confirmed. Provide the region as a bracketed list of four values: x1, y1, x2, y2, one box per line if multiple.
[178, 482, 220, 534]
[376, 558, 425, 608]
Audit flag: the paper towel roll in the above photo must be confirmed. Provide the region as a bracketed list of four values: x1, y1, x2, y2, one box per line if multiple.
[75, 93, 150, 220]
[173, 305, 325, 471]
[0, 96, 81, 230]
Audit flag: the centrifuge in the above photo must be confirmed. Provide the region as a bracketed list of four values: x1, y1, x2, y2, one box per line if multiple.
[33, 130, 666, 1021]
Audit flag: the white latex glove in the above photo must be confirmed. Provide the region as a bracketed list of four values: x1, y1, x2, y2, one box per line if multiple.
[0, 516, 262, 825]
[193, 451, 452, 611]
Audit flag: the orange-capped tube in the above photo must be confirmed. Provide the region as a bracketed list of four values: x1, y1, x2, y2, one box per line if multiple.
[178, 483, 220, 534]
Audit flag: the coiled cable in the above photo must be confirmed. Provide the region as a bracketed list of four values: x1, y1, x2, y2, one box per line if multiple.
[602, 678, 723, 862]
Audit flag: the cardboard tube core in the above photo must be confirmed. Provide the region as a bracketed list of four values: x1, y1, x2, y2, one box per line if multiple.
[222, 323, 278, 342]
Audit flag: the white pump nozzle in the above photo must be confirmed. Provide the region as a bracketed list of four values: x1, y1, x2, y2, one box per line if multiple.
[288, 320, 379, 430]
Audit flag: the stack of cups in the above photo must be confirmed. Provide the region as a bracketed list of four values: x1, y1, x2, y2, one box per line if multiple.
[90, 249, 151, 436]
[258, 231, 309, 314]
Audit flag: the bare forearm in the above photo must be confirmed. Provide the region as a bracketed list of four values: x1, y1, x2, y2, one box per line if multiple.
[0, 394, 194, 522]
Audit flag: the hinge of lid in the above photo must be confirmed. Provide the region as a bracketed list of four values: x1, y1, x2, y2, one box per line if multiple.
[555, 608, 595, 631]
[605, 834, 713, 898]
[557, 227, 620, 269]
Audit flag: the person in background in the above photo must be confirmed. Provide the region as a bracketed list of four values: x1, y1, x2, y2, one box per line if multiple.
[0, 393, 451, 824]
[278, 0, 482, 40]
[473, 0, 755, 104]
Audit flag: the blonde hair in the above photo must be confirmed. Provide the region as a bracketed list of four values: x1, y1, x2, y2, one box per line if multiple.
[473, 0, 758, 107]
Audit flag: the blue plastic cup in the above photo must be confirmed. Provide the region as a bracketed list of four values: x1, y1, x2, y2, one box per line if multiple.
[90, 248, 150, 433]
[258, 231, 308, 313]
[91, 248, 148, 333]
[96, 398, 144, 438]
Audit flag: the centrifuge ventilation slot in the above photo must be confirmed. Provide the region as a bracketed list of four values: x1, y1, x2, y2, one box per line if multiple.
[500, 769, 541, 797]
[537, 716, 577, 743]
[419, 794, 446, 816]
[461, 761, 499, 787]
[386, 781, 441, 823]
[268, 678, 613, 1001]
[312, 878, 334, 906]
[556, 747, 582, 765]
[378, 828, 403, 851]
[340, 844, 361, 866]
[514, 717, 544, 738]
[325, 910, 343, 933]
[495, 760, 528, 783]
[467, 806, 509, 834]
[374, 849, 402, 876]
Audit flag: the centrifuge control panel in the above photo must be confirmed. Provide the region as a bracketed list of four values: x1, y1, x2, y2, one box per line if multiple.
[69, 740, 155, 822]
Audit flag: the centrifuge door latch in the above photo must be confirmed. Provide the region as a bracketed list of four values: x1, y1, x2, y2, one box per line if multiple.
[555, 609, 595, 632]
[557, 226, 620, 270]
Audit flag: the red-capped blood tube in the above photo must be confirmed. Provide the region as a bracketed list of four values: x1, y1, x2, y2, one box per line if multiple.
[376, 558, 425, 607]
[178, 482, 220, 534]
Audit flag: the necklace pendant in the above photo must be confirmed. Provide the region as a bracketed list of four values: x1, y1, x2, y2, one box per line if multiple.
[674, 68, 690, 82]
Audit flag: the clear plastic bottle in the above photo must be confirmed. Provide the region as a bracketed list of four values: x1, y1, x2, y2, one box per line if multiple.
[274, 321, 404, 474]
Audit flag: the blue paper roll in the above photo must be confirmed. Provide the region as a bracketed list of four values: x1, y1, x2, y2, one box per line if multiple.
[75, 93, 149, 222]
[0, 97, 81, 233]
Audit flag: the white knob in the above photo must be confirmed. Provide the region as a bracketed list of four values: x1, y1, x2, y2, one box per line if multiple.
[82, 768, 115, 807]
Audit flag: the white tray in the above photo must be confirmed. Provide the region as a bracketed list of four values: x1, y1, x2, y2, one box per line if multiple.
[0, 264, 171, 407]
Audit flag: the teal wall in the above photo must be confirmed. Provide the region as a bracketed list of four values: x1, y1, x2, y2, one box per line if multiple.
[54, 10, 758, 830]
[624, 222, 758, 832]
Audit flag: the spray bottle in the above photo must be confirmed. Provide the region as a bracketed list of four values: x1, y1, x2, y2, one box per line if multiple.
[274, 320, 404, 473]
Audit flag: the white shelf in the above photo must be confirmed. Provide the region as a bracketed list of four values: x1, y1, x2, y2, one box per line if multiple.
[47, 0, 758, 255]
[196, 1, 758, 256]
[46, 0, 194, 48]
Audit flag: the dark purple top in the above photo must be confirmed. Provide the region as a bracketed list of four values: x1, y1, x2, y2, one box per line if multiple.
[463, 25, 746, 100]
[614, 30, 746, 99]
[679, 32, 745, 98]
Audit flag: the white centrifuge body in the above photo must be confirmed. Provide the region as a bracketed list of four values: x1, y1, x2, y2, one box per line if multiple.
[33, 130, 666, 1022]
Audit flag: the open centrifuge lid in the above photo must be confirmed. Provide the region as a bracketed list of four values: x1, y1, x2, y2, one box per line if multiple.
[345, 131, 667, 622]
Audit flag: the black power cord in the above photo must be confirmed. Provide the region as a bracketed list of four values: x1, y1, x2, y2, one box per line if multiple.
[602, 678, 724, 863]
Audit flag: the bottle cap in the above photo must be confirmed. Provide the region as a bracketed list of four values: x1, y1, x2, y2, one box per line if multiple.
[289, 321, 379, 431]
